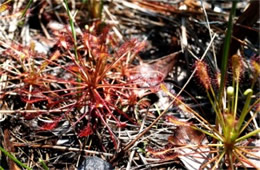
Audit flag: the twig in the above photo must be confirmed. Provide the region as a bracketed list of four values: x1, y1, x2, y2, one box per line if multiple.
[12, 143, 113, 157]
[200, 0, 218, 71]
[111, 33, 217, 164]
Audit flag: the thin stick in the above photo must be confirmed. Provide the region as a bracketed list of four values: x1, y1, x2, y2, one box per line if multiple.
[12, 143, 113, 157]
[123, 33, 217, 151]
[200, 0, 218, 71]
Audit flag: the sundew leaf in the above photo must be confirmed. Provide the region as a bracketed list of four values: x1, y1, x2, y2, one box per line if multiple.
[79, 123, 93, 137]
[40, 118, 62, 131]
[116, 39, 145, 58]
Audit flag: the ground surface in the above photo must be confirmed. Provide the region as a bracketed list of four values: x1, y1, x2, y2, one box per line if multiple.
[0, 0, 259, 169]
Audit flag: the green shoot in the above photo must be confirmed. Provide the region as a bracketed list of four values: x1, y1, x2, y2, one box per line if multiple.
[21, 0, 33, 19]
[0, 146, 32, 170]
[63, 0, 78, 60]
[218, 1, 237, 103]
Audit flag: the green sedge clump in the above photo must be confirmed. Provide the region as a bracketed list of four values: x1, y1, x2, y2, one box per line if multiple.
[149, 58, 259, 169]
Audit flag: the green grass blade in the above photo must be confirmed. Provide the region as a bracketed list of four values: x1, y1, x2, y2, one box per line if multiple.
[0, 146, 32, 170]
[218, 1, 238, 103]
[236, 128, 260, 143]
[21, 0, 33, 18]
[39, 158, 49, 170]
[63, 0, 78, 60]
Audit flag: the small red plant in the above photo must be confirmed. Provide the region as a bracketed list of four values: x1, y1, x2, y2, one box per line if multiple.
[0, 22, 157, 149]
